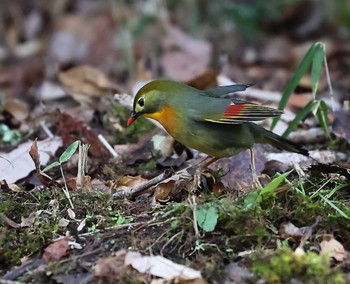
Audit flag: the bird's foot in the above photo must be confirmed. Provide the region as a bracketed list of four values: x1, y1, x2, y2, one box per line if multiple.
[252, 173, 263, 189]
[190, 169, 215, 193]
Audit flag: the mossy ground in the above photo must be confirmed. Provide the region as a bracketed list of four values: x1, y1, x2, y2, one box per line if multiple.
[1, 169, 349, 283]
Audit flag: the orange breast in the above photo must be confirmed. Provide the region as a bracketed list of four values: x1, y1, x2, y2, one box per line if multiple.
[144, 105, 181, 137]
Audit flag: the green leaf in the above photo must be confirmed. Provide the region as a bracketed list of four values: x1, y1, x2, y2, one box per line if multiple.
[319, 195, 349, 219]
[244, 191, 259, 208]
[282, 100, 320, 138]
[59, 141, 80, 164]
[255, 170, 293, 204]
[195, 204, 218, 232]
[311, 42, 325, 97]
[42, 161, 60, 172]
[315, 100, 330, 139]
[271, 43, 317, 130]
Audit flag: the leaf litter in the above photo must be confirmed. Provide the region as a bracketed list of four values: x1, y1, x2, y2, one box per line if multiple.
[1, 1, 350, 283]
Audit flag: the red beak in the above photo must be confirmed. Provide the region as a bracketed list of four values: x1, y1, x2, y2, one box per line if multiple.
[127, 112, 137, 126]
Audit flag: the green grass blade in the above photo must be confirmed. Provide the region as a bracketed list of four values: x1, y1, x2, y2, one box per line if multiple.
[271, 43, 317, 130]
[311, 42, 325, 97]
[319, 195, 349, 219]
[244, 170, 293, 207]
[59, 141, 80, 164]
[282, 100, 319, 138]
[42, 161, 60, 172]
[315, 100, 331, 139]
[257, 170, 293, 202]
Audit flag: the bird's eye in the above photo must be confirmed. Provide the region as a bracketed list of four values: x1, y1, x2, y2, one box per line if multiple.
[138, 97, 145, 107]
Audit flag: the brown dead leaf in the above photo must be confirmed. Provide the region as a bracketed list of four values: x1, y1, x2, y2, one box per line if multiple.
[320, 235, 346, 262]
[153, 168, 192, 202]
[42, 236, 70, 262]
[154, 180, 175, 202]
[0, 137, 62, 184]
[56, 113, 109, 158]
[110, 176, 148, 195]
[3, 98, 30, 122]
[67, 176, 92, 191]
[212, 181, 226, 196]
[58, 65, 118, 106]
[29, 139, 40, 173]
[93, 250, 126, 282]
[185, 69, 219, 90]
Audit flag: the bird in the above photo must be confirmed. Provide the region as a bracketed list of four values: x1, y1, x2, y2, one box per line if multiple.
[127, 79, 309, 187]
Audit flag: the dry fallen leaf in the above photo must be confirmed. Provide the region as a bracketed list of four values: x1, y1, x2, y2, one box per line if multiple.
[279, 222, 306, 240]
[0, 136, 62, 184]
[58, 65, 119, 106]
[66, 176, 92, 191]
[154, 180, 175, 202]
[154, 168, 192, 202]
[29, 138, 40, 173]
[3, 98, 30, 122]
[20, 210, 42, 228]
[42, 236, 70, 262]
[124, 251, 202, 281]
[93, 250, 126, 282]
[320, 235, 346, 262]
[110, 176, 148, 195]
[185, 69, 218, 90]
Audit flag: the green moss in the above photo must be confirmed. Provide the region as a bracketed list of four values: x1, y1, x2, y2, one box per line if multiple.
[137, 158, 157, 173]
[251, 247, 345, 283]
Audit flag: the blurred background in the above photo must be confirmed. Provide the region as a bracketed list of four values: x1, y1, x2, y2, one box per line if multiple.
[1, 0, 350, 92]
[0, 0, 350, 152]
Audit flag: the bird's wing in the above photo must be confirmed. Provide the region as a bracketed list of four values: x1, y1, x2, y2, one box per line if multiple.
[202, 100, 283, 124]
[201, 84, 253, 97]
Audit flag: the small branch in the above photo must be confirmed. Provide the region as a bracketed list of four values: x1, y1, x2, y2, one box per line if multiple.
[112, 169, 173, 199]
[60, 165, 74, 209]
[39, 121, 54, 138]
[76, 143, 90, 190]
[323, 51, 335, 112]
[98, 134, 118, 158]
[189, 195, 200, 238]
[1, 259, 43, 281]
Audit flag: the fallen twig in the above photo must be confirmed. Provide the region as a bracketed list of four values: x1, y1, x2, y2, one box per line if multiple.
[1, 260, 43, 281]
[112, 169, 173, 199]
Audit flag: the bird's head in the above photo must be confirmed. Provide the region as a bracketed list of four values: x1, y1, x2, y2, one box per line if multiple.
[127, 80, 179, 126]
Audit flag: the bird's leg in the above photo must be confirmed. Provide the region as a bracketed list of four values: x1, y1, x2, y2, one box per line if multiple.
[200, 157, 219, 171]
[249, 148, 262, 188]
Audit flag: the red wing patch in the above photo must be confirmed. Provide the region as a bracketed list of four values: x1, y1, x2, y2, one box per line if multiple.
[223, 104, 246, 118]
[205, 102, 283, 124]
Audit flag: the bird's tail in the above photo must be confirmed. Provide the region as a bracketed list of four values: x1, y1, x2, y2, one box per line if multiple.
[255, 126, 309, 156]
